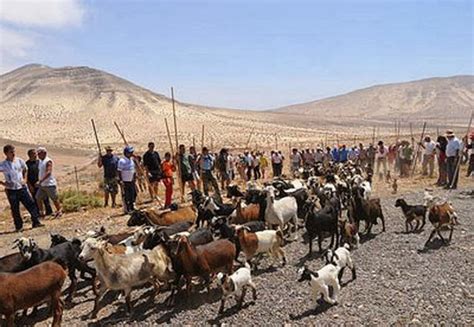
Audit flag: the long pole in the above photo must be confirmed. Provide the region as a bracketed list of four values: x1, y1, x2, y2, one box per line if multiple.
[246, 127, 255, 149]
[411, 122, 427, 176]
[114, 121, 128, 145]
[372, 127, 376, 144]
[450, 111, 473, 189]
[74, 166, 80, 192]
[91, 119, 102, 155]
[171, 87, 184, 202]
[201, 125, 205, 150]
[409, 122, 414, 146]
[164, 118, 174, 154]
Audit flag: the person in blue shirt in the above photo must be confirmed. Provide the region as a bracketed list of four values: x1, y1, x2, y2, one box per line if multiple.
[339, 145, 348, 163]
[98, 146, 119, 207]
[198, 147, 221, 201]
[331, 146, 340, 163]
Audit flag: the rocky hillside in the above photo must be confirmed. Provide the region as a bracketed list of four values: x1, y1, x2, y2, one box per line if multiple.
[274, 75, 474, 119]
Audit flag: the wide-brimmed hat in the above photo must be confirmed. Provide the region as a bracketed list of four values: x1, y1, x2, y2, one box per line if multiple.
[446, 129, 454, 136]
[105, 146, 113, 151]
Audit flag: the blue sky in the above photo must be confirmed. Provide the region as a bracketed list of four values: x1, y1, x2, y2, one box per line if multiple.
[0, 0, 472, 109]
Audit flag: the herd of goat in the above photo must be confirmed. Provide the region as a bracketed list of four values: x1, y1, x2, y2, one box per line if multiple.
[0, 162, 459, 326]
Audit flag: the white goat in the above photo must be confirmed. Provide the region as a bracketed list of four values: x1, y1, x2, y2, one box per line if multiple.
[79, 237, 173, 318]
[264, 186, 298, 240]
[297, 264, 340, 307]
[325, 243, 356, 282]
[217, 262, 257, 314]
[236, 227, 286, 267]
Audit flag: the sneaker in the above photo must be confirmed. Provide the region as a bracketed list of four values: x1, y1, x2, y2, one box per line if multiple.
[32, 222, 45, 229]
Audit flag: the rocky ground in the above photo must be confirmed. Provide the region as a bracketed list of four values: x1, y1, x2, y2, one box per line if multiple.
[1, 187, 473, 326]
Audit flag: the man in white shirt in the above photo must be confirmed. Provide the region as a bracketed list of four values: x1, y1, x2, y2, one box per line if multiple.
[271, 151, 283, 177]
[0, 144, 44, 232]
[290, 148, 302, 177]
[37, 147, 63, 218]
[375, 141, 389, 180]
[445, 130, 461, 189]
[118, 146, 137, 213]
[420, 135, 436, 178]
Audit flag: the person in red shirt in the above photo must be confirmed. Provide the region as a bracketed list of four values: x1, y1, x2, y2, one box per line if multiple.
[161, 152, 176, 208]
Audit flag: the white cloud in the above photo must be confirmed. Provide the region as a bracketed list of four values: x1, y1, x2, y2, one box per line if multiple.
[0, 0, 85, 28]
[0, 27, 34, 58]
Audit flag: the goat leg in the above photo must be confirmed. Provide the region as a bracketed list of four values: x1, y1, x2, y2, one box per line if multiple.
[414, 220, 420, 231]
[338, 268, 345, 283]
[6, 313, 14, 327]
[405, 221, 410, 233]
[318, 234, 323, 253]
[448, 226, 454, 243]
[218, 297, 226, 314]
[437, 230, 447, 244]
[51, 290, 63, 327]
[238, 287, 248, 309]
[90, 286, 107, 319]
[329, 233, 335, 250]
[424, 229, 437, 247]
[124, 290, 133, 316]
[65, 272, 78, 304]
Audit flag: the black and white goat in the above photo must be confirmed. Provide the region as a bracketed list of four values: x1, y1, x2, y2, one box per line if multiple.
[297, 264, 340, 307]
[324, 244, 356, 282]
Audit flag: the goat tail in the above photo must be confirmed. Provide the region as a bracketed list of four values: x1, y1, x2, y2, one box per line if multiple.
[275, 228, 285, 246]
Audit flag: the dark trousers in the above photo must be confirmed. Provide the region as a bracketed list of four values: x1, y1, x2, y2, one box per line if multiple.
[446, 156, 459, 189]
[202, 170, 221, 198]
[123, 181, 137, 212]
[246, 167, 253, 181]
[253, 165, 261, 180]
[6, 187, 41, 230]
[31, 184, 53, 215]
[468, 154, 474, 177]
[274, 163, 282, 177]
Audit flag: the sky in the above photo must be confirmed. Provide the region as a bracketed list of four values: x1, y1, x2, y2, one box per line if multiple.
[0, 0, 472, 110]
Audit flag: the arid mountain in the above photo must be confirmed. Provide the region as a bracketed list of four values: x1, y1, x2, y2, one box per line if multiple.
[274, 75, 474, 119]
[0, 64, 471, 152]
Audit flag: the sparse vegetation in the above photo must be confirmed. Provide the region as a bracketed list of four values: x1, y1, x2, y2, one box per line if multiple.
[58, 189, 102, 213]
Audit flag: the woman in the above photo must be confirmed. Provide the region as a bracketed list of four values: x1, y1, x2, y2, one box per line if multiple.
[161, 152, 176, 208]
[259, 151, 269, 179]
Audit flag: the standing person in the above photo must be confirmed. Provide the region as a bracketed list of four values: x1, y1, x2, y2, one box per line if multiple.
[303, 149, 314, 167]
[0, 145, 44, 232]
[199, 147, 221, 200]
[244, 151, 254, 181]
[161, 152, 176, 208]
[375, 141, 389, 180]
[367, 143, 376, 169]
[290, 148, 302, 176]
[339, 145, 348, 163]
[26, 148, 53, 215]
[387, 143, 397, 171]
[189, 146, 201, 191]
[314, 148, 324, 163]
[435, 135, 448, 186]
[400, 141, 414, 178]
[36, 147, 62, 218]
[467, 132, 474, 177]
[117, 146, 136, 213]
[358, 143, 367, 169]
[227, 151, 235, 180]
[177, 144, 196, 195]
[420, 135, 436, 178]
[253, 152, 261, 180]
[216, 148, 230, 190]
[271, 150, 283, 177]
[445, 130, 461, 189]
[143, 142, 162, 201]
[97, 146, 119, 207]
[331, 146, 340, 163]
[259, 151, 269, 179]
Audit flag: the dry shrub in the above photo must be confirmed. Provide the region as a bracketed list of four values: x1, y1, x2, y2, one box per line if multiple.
[59, 189, 102, 213]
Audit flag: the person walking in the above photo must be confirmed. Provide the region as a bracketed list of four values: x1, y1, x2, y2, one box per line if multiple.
[36, 147, 62, 218]
[26, 148, 53, 215]
[97, 146, 119, 207]
[445, 130, 461, 189]
[161, 152, 176, 208]
[420, 135, 436, 178]
[199, 147, 221, 200]
[143, 142, 162, 201]
[375, 141, 389, 180]
[117, 146, 137, 213]
[0, 145, 44, 232]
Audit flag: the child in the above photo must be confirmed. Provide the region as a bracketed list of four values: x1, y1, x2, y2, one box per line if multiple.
[161, 152, 176, 208]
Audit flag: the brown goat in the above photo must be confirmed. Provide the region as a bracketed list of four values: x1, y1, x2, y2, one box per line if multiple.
[174, 236, 235, 296]
[145, 206, 196, 226]
[237, 228, 286, 267]
[425, 203, 456, 247]
[230, 200, 260, 225]
[0, 261, 67, 327]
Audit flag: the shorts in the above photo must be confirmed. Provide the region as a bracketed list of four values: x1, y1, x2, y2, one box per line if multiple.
[103, 177, 118, 194]
[36, 185, 59, 202]
[148, 172, 161, 183]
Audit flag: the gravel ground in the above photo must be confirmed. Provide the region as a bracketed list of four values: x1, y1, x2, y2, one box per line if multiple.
[3, 188, 474, 326]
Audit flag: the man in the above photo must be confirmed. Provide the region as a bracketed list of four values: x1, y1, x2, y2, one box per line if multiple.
[216, 148, 230, 189]
[400, 141, 414, 178]
[0, 145, 44, 232]
[375, 141, 389, 180]
[358, 143, 367, 169]
[199, 147, 221, 200]
[445, 130, 461, 189]
[271, 150, 283, 177]
[37, 147, 62, 218]
[143, 142, 162, 201]
[367, 143, 376, 168]
[244, 151, 254, 181]
[303, 149, 314, 167]
[420, 135, 436, 178]
[467, 132, 474, 177]
[117, 146, 136, 213]
[339, 145, 348, 163]
[177, 145, 196, 197]
[97, 146, 119, 207]
[314, 148, 324, 163]
[290, 148, 302, 176]
[189, 146, 200, 190]
[331, 146, 340, 163]
[26, 148, 53, 215]
[436, 135, 448, 186]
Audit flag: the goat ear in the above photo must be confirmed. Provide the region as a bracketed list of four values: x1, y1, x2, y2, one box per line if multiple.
[99, 226, 106, 233]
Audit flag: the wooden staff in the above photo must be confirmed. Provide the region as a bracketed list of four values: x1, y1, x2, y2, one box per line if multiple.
[411, 122, 427, 176]
[170, 87, 184, 202]
[192, 136, 196, 149]
[371, 127, 376, 144]
[164, 118, 174, 154]
[450, 111, 473, 189]
[74, 166, 80, 192]
[201, 125, 205, 150]
[114, 121, 128, 145]
[246, 127, 255, 149]
[91, 119, 102, 155]
[275, 134, 278, 150]
[436, 126, 440, 137]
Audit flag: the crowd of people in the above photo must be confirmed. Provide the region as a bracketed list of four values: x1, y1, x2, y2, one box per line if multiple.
[1, 129, 473, 232]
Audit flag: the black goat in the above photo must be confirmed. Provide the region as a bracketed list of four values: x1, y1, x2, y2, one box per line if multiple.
[394, 199, 427, 233]
[142, 221, 193, 249]
[304, 201, 339, 255]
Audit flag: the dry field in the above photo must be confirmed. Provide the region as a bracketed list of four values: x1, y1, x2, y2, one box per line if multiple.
[0, 143, 473, 326]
